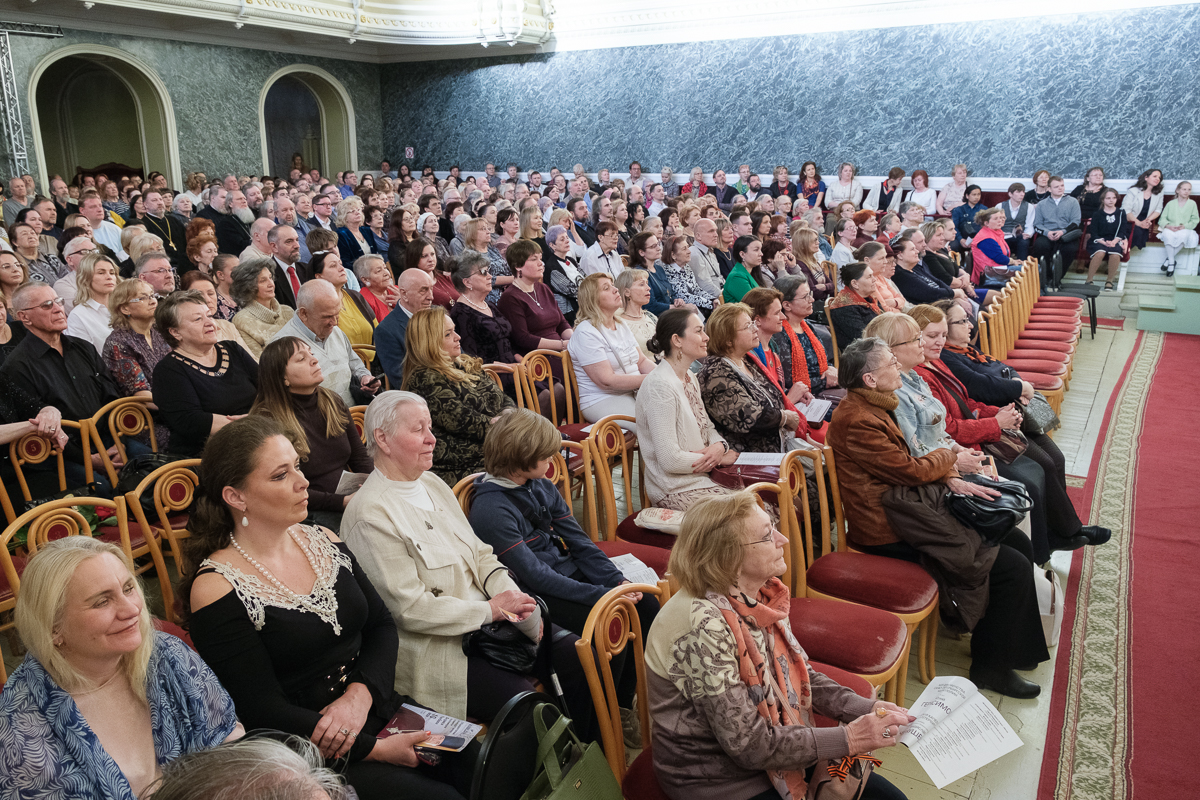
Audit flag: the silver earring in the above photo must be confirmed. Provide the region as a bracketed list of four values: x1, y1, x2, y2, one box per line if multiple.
[241, 511, 249, 527]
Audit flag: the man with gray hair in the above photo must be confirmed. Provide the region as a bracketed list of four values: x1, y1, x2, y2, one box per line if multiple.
[269, 279, 378, 405]
[448, 213, 472, 256]
[217, 190, 253, 255]
[374, 268, 435, 389]
[3, 173, 30, 227]
[54, 236, 97, 312]
[240, 217, 275, 263]
[275, 195, 313, 264]
[689, 218, 724, 298]
[136, 253, 177, 297]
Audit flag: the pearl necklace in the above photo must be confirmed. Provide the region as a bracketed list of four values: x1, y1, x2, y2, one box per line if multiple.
[230, 529, 343, 634]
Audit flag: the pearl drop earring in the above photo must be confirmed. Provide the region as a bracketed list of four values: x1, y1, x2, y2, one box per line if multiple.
[241, 511, 249, 527]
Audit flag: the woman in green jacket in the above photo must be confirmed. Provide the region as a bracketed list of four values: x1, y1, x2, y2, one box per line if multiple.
[721, 235, 764, 303]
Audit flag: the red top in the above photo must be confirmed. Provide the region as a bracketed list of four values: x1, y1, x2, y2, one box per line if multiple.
[361, 287, 391, 322]
[496, 281, 570, 355]
[915, 358, 1001, 447]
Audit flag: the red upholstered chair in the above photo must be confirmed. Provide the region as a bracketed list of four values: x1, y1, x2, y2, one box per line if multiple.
[747, 481, 908, 702]
[786, 449, 938, 706]
[575, 584, 667, 796]
[589, 416, 667, 548]
[809, 660, 876, 727]
[152, 616, 196, 650]
[87, 397, 159, 487]
[124, 459, 201, 623]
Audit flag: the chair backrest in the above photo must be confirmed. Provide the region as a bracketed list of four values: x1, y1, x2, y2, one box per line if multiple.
[0, 496, 131, 597]
[742, 480, 801, 594]
[452, 472, 485, 514]
[576, 583, 663, 782]
[823, 297, 840, 368]
[483, 363, 525, 408]
[8, 422, 93, 507]
[349, 405, 368, 443]
[123, 458, 201, 615]
[89, 397, 158, 485]
[520, 349, 579, 426]
[354, 345, 388, 390]
[470, 690, 558, 800]
[821, 260, 838, 291]
[589, 415, 639, 541]
[782, 448, 848, 581]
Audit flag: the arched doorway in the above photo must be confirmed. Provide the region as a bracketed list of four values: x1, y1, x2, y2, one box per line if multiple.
[259, 66, 356, 179]
[28, 46, 180, 192]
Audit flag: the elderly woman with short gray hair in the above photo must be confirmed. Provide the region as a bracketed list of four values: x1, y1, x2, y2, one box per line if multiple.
[341, 391, 589, 727]
[543, 223, 584, 322]
[230, 258, 295, 359]
[827, 337, 1049, 698]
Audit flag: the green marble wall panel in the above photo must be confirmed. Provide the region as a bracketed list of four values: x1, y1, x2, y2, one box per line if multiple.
[4, 28, 383, 183]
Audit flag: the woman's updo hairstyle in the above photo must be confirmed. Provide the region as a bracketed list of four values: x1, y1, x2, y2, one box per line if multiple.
[179, 415, 294, 621]
[647, 307, 696, 359]
[840, 261, 869, 287]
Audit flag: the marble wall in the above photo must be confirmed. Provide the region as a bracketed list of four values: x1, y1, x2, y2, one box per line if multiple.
[3, 28, 383, 182]
[381, 5, 1200, 180]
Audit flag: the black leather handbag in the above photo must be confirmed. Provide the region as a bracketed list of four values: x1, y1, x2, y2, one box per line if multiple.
[462, 567, 543, 675]
[945, 473, 1033, 544]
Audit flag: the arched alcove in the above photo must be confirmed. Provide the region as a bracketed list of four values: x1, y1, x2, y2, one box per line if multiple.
[259, 66, 356, 178]
[28, 46, 180, 192]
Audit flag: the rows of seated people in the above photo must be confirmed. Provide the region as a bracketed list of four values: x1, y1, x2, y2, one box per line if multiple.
[0, 158, 1158, 800]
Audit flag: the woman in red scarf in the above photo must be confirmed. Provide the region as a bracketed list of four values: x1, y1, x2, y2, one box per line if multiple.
[827, 261, 882, 353]
[645, 491, 913, 800]
[769, 275, 844, 423]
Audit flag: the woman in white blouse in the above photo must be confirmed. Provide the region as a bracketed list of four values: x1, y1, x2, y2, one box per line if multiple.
[824, 162, 863, 210]
[567, 273, 654, 431]
[636, 308, 738, 511]
[65, 252, 119, 353]
[936, 164, 970, 216]
[905, 169, 938, 220]
[831, 219, 859, 269]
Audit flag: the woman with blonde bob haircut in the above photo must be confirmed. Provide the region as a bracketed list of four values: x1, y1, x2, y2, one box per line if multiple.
[647, 491, 913, 800]
[0, 537, 241, 798]
[401, 306, 512, 483]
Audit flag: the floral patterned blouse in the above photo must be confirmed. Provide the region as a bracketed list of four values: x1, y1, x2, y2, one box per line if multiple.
[101, 326, 171, 396]
[0, 632, 237, 799]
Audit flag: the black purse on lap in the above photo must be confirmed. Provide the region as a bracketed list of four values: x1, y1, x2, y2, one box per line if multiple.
[945, 473, 1033, 544]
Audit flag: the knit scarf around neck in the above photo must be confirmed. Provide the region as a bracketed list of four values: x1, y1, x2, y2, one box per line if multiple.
[783, 319, 827, 389]
[944, 342, 995, 365]
[709, 578, 814, 799]
[850, 386, 900, 411]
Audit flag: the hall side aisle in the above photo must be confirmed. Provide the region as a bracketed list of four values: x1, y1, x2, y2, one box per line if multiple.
[874, 318, 1139, 800]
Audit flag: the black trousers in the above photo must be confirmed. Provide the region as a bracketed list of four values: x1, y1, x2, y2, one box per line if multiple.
[343, 738, 478, 800]
[859, 529, 1048, 671]
[1030, 229, 1082, 287]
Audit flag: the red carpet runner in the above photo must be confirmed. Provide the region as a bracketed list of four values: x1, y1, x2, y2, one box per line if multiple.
[1038, 331, 1200, 800]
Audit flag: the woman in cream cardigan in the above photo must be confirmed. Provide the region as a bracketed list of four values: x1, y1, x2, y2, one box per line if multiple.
[635, 308, 739, 511]
[230, 259, 294, 359]
[340, 391, 591, 725]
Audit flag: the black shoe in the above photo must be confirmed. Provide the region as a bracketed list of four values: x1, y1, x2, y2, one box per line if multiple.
[1167, 268, 1176, 278]
[970, 665, 1041, 699]
[1079, 525, 1112, 545]
[1049, 534, 1089, 552]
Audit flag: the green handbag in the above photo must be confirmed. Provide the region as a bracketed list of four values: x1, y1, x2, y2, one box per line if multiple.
[519, 703, 623, 800]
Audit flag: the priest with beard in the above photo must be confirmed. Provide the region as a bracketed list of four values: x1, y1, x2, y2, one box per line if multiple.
[216, 189, 254, 255]
[140, 189, 188, 272]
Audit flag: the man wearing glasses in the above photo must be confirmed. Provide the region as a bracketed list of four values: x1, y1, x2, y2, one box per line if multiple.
[308, 194, 336, 230]
[136, 253, 178, 297]
[54, 236, 97, 313]
[0, 282, 122, 487]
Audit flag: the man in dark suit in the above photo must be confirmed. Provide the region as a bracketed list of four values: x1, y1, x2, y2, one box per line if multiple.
[216, 190, 253, 255]
[374, 268, 435, 389]
[194, 186, 226, 223]
[269, 224, 309, 309]
[308, 191, 337, 231]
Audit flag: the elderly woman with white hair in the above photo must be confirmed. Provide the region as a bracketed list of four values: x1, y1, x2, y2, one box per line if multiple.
[340, 391, 594, 729]
[354, 253, 398, 322]
[0, 537, 241, 798]
[543, 223, 585, 321]
[417, 211, 452, 269]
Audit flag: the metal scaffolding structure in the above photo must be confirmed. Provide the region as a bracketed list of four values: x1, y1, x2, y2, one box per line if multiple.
[0, 21, 63, 176]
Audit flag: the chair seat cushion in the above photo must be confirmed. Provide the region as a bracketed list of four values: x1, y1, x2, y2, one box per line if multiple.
[788, 596, 907, 676]
[1036, 296, 1085, 308]
[558, 422, 591, 442]
[1014, 338, 1074, 353]
[597, 540, 670, 578]
[1020, 372, 1064, 391]
[806, 552, 937, 615]
[1028, 311, 1080, 323]
[152, 616, 196, 650]
[624, 747, 671, 800]
[617, 514, 677, 551]
[1014, 329, 1077, 342]
[1003, 359, 1067, 376]
[1007, 347, 1070, 363]
[1022, 321, 1080, 334]
[808, 660, 875, 700]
